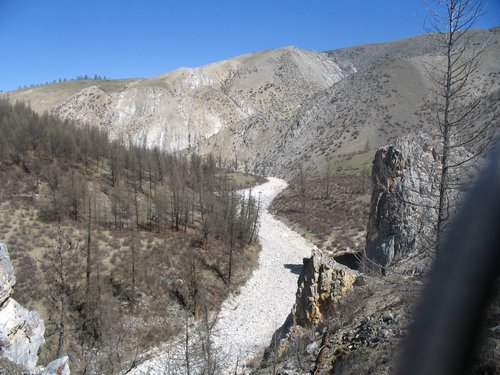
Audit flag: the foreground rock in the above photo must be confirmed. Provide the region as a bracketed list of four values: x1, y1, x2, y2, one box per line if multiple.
[260, 249, 359, 367]
[255, 250, 423, 374]
[291, 249, 358, 328]
[0, 243, 70, 375]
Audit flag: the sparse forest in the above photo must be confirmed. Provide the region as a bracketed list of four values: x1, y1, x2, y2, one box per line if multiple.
[0, 99, 263, 373]
[14, 74, 109, 90]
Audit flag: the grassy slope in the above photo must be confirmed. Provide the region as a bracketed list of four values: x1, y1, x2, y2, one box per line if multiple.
[1, 79, 137, 113]
[270, 150, 374, 254]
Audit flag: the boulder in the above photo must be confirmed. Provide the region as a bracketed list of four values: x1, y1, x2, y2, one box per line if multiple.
[292, 249, 358, 326]
[32, 356, 71, 375]
[263, 250, 358, 363]
[0, 298, 45, 369]
[0, 242, 70, 374]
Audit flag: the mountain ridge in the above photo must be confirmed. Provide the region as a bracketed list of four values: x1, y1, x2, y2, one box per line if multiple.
[2, 28, 499, 178]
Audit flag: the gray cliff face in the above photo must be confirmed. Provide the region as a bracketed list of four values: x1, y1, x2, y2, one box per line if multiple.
[0, 243, 44, 370]
[0, 243, 70, 375]
[0, 298, 45, 369]
[364, 134, 441, 273]
[362, 131, 480, 275]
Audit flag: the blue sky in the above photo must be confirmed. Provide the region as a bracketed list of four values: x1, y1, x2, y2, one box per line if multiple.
[0, 0, 499, 92]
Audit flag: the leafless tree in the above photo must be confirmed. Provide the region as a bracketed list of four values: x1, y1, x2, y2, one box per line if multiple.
[184, 308, 192, 375]
[42, 231, 82, 358]
[196, 303, 221, 375]
[424, 0, 496, 251]
[324, 157, 331, 199]
[299, 164, 306, 213]
[85, 196, 92, 301]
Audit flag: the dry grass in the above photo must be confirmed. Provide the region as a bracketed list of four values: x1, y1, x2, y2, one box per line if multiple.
[222, 172, 268, 189]
[0, 167, 262, 373]
[270, 171, 371, 255]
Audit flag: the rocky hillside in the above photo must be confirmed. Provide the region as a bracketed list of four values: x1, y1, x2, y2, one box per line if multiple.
[2, 47, 344, 157]
[3, 28, 499, 178]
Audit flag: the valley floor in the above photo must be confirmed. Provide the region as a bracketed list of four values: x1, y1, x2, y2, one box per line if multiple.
[128, 177, 315, 374]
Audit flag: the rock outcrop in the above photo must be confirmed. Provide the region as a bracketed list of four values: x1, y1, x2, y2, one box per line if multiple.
[0, 244, 15, 306]
[34, 356, 70, 375]
[364, 134, 441, 273]
[364, 133, 475, 274]
[0, 297, 45, 369]
[263, 249, 358, 362]
[292, 249, 359, 327]
[0, 243, 70, 375]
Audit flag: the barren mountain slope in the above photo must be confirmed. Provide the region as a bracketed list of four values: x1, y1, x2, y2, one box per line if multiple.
[2, 28, 499, 178]
[210, 55, 433, 178]
[327, 27, 500, 71]
[1, 79, 136, 114]
[3, 47, 344, 152]
[171, 28, 500, 177]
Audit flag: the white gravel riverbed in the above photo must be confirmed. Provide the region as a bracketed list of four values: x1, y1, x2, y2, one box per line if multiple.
[128, 177, 314, 374]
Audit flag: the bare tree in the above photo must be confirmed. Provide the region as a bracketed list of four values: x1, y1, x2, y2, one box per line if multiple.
[298, 164, 306, 214]
[85, 196, 92, 301]
[425, 0, 495, 251]
[184, 308, 192, 375]
[325, 157, 331, 199]
[129, 226, 137, 305]
[224, 187, 238, 287]
[196, 303, 220, 375]
[42, 231, 82, 358]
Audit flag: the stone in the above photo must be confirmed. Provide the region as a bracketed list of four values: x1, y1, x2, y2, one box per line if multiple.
[353, 275, 366, 286]
[32, 356, 70, 375]
[382, 312, 395, 323]
[0, 243, 45, 371]
[365, 134, 440, 271]
[380, 330, 390, 339]
[305, 341, 318, 355]
[0, 299, 45, 369]
[262, 251, 358, 364]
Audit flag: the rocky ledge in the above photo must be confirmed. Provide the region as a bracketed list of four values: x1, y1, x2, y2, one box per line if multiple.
[291, 249, 359, 328]
[260, 249, 359, 366]
[0, 242, 70, 375]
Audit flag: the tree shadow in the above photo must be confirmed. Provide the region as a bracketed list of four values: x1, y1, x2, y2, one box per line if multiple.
[284, 263, 303, 275]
